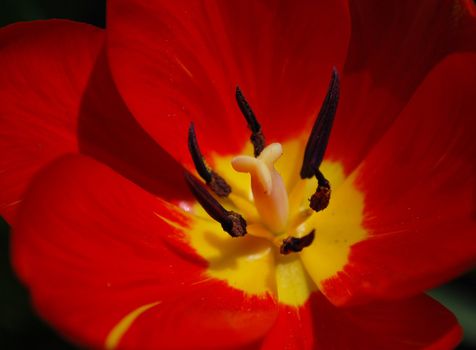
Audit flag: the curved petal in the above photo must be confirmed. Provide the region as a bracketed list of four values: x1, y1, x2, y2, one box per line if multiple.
[118, 283, 275, 350]
[0, 20, 191, 225]
[107, 0, 350, 165]
[0, 20, 103, 223]
[12, 155, 277, 349]
[78, 48, 191, 202]
[327, 0, 476, 174]
[322, 53, 476, 305]
[260, 292, 461, 350]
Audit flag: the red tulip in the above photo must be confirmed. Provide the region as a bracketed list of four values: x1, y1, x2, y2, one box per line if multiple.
[1, 1, 476, 349]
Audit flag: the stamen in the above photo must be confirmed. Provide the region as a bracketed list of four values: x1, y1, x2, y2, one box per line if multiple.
[309, 170, 331, 212]
[300, 68, 340, 179]
[235, 86, 265, 157]
[184, 172, 246, 237]
[280, 229, 315, 255]
[188, 123, 231, 197]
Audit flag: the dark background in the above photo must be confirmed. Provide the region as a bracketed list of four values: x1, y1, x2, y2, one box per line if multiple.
[0, 1, 475, 349]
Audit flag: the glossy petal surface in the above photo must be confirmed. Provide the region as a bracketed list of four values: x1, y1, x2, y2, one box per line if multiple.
[322, 53, 476, 305]
[78, 48, 190, 202]
[260, 292, 461, 350]
[107, 0, 350, 165]
[328, 0, 476, 174]
[0, 19, 191, 224]
[0, 20, 103, 222]
[12, 155, 277, 349]
[6, 2, 476, 349]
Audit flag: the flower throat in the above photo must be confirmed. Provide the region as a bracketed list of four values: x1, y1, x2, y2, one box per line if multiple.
[184, 68, 340, 255]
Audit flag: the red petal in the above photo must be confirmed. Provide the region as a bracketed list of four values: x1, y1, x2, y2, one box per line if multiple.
[12, 154, 277, 349]
[0, 20, 103, 223]
[328, 0, 476, 173]
[323, 53, 476, 305]
[119, 282, 276, 350]
[260, 292, 461, 350]
[107, 0, 350, 164]
[463, 0, 476, 18]
[78, 48, 191, 202]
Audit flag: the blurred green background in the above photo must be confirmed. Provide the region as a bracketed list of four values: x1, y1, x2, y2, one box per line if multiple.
[0, 1, 475, 349]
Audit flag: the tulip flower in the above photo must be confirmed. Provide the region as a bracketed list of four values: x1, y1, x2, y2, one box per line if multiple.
[1, 1, 476, 349]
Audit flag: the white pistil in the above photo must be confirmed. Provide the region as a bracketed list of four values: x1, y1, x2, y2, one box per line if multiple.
[231, 143, 289, 233]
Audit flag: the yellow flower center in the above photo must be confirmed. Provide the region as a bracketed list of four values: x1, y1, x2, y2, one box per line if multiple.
[182, 136, 367, 307]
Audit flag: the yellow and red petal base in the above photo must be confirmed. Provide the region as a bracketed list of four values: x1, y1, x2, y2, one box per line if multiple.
[184, 136, 367, 307]
[12, 154, 463, 350]
[321, 53, 476, 306]
[13, 155, 277, 349]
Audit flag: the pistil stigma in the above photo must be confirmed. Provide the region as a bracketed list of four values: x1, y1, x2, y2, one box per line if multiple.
[231, 143, 289, 233]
